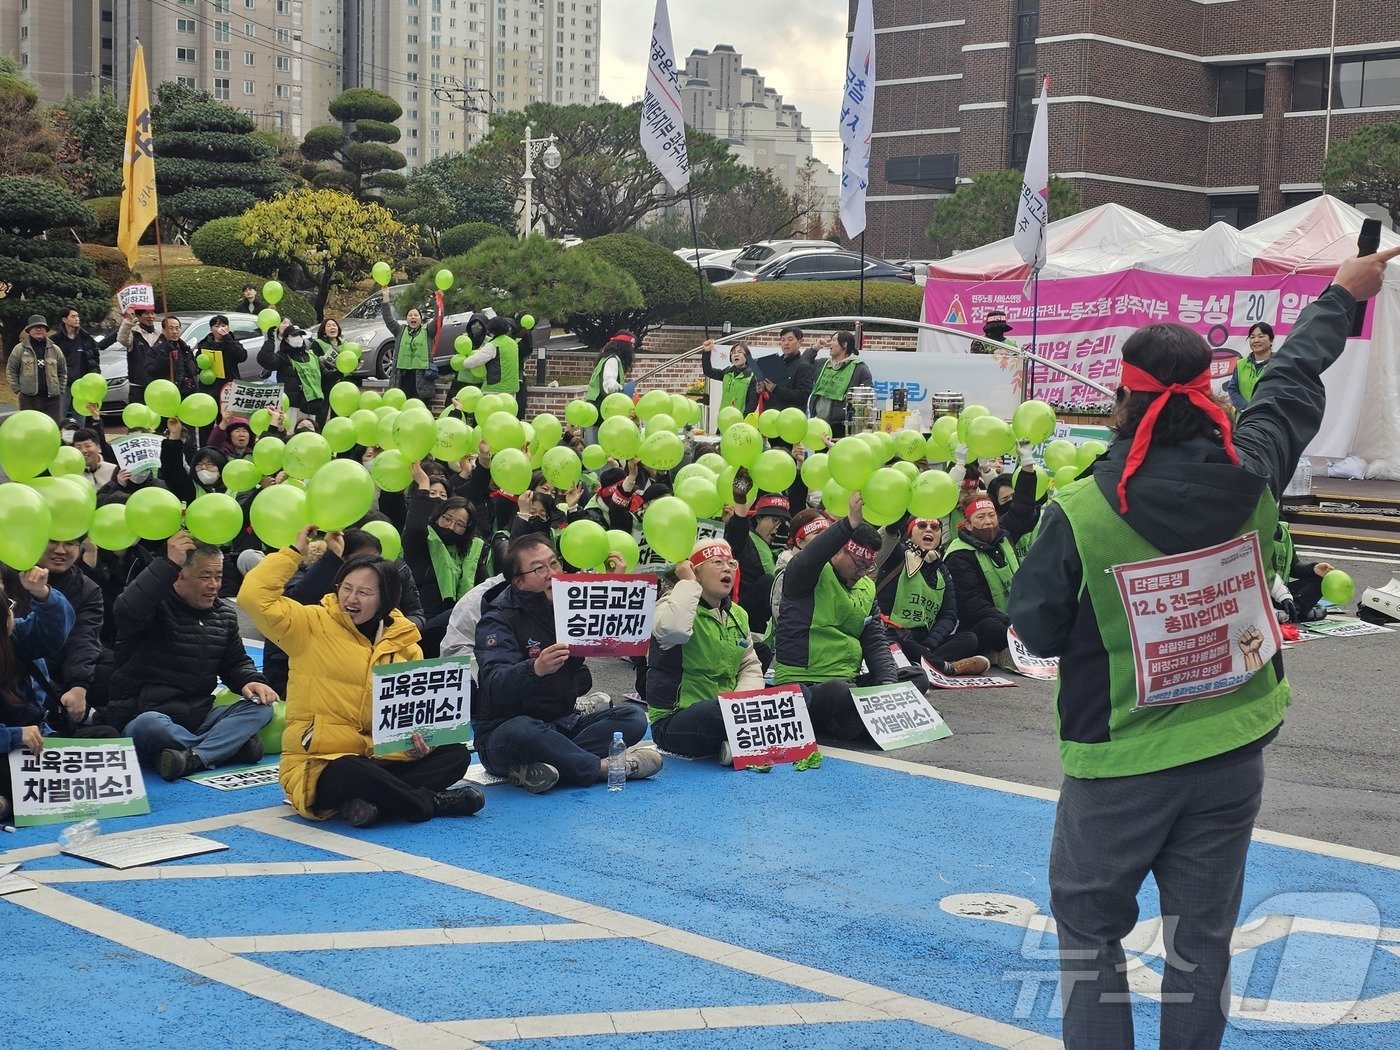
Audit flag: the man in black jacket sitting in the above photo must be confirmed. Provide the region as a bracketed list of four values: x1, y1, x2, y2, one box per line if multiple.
[101, 532, 278, 780]
[473, 536, 659, 793]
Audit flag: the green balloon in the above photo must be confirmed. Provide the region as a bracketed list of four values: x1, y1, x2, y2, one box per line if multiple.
[393, 407, 437, 461]
[776, 407, 807, 445]
[0, 410, 62, 481]
[673, 463, 715, 489]
[252, 436, 286, 475]
[646, 412, 677, 436]
[199, 368, 217, 387]
[329, 381, 360, 418]
[179, 392, 219, 427]
[482, 411, 526, 452]
[283, 431, 333, 480]
[323, 416, 358, 454]
[582, 444, 607, 470]
[125, 487, 183, 541]
[531, 412, 563, 451]
[28, 476, 94, 541]
[50, 445, 87, 477]
[639, 430, 684, 471]
[257, 308, 281, 333]
[359, 389, 383, 411]
[249, 408, 273, 435]
[257, 700, 286, 755]
[249, 483, 307, 548]
[371, 261, 393, 286]
[894, 429, 927, 462]
[541, 446, 582, 490]
[676, 474, 722, 519]
[565, 400, 598, 428]
[375, 410, 400, 451]
[71, 372, 108, 407]
[757, 409, 782, 439]
[369, 449, 413, 492]
[720, 422, 762, 468]
[750, 448, 797, 493]
[1053, 465, 1080, 489]
[1043, 438, 1078, 472]
[1012, 399, 1058, 444]
[598, 416, 641, 461]
[804, 417, 832, 449]
[306, 459, 376, 530]
[404, 398, 428, 414]
[351, 408, 379, 447]
[821, 479, 853, 516]
[496, 393, 519, 418]
[435, 268, 454, 291]
[861, 467, 912, 526]
[606, 528, 640, 571]
[489, 448, 531, 495]
[966, 415, 1014, 460]
[958, 404, 990, 444]
[262, 279, 284, 306]
[559, 520, 610, 570]
[222, 457, 263, 494]
[473, 392, 503, 421]
[928, 416, 960, 461]
[828, 436, 874, 490]
[144, 379, 181, 418]
[184, 492, 244, 545]
[908, 470, 959, 519]
[642, 496, 697, 564]
[363, 519, 401, 559]
[635, 389, 671, 421]
[120, 403, 148, 431]
[600, 392, 634, 420]
[336, 349, 359, 375]
[433, 415, 471, 461]
[717, 406, 744, 433]
[89, 501, 138, 552]
[1075, 440, 1108, 473]
[697, 452, 726, 474]
[800, 451, 831, 490]
[382, 387, 407, 410]
[670, 393, 693, 422]
[891, 460, 920, 482]
[1013, 464, 1050, 501]
[1321, 569, 1354, 605]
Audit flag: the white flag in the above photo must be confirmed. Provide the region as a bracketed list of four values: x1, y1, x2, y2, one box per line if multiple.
[839, 0, 875, 239]
[1013, 77, 1051, 282]
[641, 0, 689, 191]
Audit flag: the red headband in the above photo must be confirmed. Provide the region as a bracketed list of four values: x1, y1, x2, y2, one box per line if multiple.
[610, 332, 635, 344]
[964, 498, 995, 519]
[844, 538, 880, 561]
[790, 516, 831, 547]
[1117, 363, 1238, 513]
[689, 542, 733, 567]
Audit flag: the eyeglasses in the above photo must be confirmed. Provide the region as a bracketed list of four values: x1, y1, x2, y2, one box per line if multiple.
[438, 516, 470, 531]
[911, 519, 942, 530]
[338, 584, 380, 601]
[516, 558, 562, 579]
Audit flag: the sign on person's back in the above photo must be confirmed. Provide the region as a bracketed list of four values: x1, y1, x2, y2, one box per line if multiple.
[6, 739, 149, 827]
[717, 686, 817, 769]
[371, 657, 473, 755]
[552, 574, 656, 656]
[849, 682, 952, 749]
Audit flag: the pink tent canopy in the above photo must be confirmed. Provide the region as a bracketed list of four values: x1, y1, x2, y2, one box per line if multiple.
[1249, 195, 1400, 275]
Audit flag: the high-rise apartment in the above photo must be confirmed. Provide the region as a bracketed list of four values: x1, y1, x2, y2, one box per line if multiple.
[0, 0, 115, 100]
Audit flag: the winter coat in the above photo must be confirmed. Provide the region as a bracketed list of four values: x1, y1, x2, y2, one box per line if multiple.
[6, 335, 67, 397]
[116, 318, 161, 385]
[474, 580, 592, 730]
[238, 547, 423, 820]
[1, 589, 75, 753]
[50, 325, 102, 379]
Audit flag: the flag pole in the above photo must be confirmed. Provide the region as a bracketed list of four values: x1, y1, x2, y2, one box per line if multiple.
[1027, 272, 1039, 401]
[153, 219, 169, 314]
[856, 231, 866, 350]
[687, 192, 709, 339]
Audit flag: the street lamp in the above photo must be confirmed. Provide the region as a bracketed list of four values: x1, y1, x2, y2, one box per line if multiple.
[520, 124, 561, 238]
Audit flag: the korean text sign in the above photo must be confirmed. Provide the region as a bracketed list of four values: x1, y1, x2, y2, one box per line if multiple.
[552, 574, 657, 657]
[849, 682, 952, 749]
[7, 739, 149, 827]
[717, 687, 818, 769]
[371, 657, 473, 755]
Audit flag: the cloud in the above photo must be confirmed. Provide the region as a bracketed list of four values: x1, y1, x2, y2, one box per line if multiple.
[599, 0, 849, 170]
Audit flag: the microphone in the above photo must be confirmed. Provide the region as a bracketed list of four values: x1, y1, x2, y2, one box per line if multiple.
[1351, 218, 1382, 337]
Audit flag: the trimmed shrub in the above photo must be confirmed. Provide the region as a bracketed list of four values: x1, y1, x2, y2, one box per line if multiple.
[151, 265, 315, 327]
[671, 280, 924, 332]
[78, 242, 131, 293]
[439, 221, 513, 257]
[82, 196, 121, 245]
[403, 256, 438, 280]
[568, 233, 710, 346]
[190, 215, 278, 276]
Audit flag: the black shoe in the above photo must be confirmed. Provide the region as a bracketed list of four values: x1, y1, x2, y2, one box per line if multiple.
[158, 748, 207, 782]
[232, 734, 264, 766]
[507, 762, 560, 794]
[339, 798, 379, 827]
[432, 785, 486, 817]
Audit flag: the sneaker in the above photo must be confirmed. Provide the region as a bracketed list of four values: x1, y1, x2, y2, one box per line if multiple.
[574, 691, 612, 716]
[232, 733, 264, 766]
[507, 762, 560, 794]
[1303, 605, 1328, 622]
[432, 785, 486, 817]
[991, 648, 1014, 670]
[793, 749, 824, 771]
[719, 741, 734, 767]
[338, 797, 379, 828]
[948, 656, 992, 676]
[625, 746, 663, 780]
[158, 748, 207, 782]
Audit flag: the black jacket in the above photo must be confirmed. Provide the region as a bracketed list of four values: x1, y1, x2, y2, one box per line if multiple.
[34, 565, 106, 694]
[757, 347, 816, 412]
[724, 511, 773, 634]
[50, 325, 101, 378]
[404, 489, 488, 616]
[260, 333, 329, 411]
[196, 331, 247, 389]
[145, 335, 199, 394]
[474, 581, 592, 730]
[102, 556, 266, 732]
[944, 529, 1015, 629]
[876, 545, 960, 656]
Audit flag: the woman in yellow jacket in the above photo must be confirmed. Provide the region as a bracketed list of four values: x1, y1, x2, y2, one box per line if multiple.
[238, 526, 484, 827]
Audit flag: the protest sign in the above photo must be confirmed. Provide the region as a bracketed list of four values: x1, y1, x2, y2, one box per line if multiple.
[221, 380, 284, 419]
[61, 832, 228, 869]
[635, 518, 723, 574]
[371, 657, 473, 756]
[850, 682, 952, 749]
[7, 739, 148, 827]
[108, 434, 164, 476]
[189, 765, 282, 791]
[1304, 618, 1394, 639]
[921, 658, 1017, 690]
[1111, 533, 1279, 707]
[1007, 626, 1059, 680]
[0, 874, 38, 896]
[552, 573, 656, 657]
[117, 283, 155, 312]
[717, 686, 818, 769]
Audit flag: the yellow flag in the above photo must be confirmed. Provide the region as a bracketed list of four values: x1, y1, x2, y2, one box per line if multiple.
[118, 42, 158, 270]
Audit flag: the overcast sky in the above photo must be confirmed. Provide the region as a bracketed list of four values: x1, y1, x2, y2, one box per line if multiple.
[598, 0, 849, 171]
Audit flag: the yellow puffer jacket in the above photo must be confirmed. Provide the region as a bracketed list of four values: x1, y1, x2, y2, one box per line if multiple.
[238, 547, 423, 819]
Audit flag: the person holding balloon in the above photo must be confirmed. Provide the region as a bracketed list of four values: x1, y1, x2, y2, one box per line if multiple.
[267, 326, 331, 430]
[699, 339, 760, 416]
[194, 315, 248, 414]
[583, 333, 636, 429]
[456, 315, 522, 398]
[380, 286, 441, 400]
[313, 318, 347, 366]
[1268, 520, 1334, 624]
[405, 463, 490, 655]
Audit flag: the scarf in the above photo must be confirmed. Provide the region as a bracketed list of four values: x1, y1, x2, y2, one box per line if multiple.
[1117, 363, 1238, 512]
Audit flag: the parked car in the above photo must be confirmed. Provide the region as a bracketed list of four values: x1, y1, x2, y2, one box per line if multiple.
[698, 261, 739, 283]
[337, 286, 483, 380]
[731, 239, 840, 273]
[735, 249, 914, 284]
[99, 311, 269, 416]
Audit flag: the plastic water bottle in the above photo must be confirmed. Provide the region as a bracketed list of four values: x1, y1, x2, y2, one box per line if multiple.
[607, 732, 626, 793]
[58, 818, 100, 848]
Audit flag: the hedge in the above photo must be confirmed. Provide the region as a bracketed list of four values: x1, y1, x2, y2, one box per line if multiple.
[151, 265, 314, 326]
[439, 221, 512, 257]
[82, 196, 121, 245]
[190, 215, 278, 276]
[671, 280, 924, 332]
[78, 243, 131, 293]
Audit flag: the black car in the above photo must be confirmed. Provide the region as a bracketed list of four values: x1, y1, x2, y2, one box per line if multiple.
[750, 250, 914, 283]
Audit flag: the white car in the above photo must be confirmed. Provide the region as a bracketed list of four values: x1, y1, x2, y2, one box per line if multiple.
[731, 239, 841, 273]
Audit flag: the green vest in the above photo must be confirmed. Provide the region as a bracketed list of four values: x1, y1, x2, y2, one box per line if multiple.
[426, 529, 483, 602]
[749, 532, 775, 576]
[395, 325, 430, 370]
[946, 533, 1020, 613]
[773, 568, 875, 684]
[720, 370, 754, 413]
[586, 353, 624, 404]
[462, 335, 520, 393]
[1054, 479, 1288, 779]
[811, 357, 858, 403]
[286, 350, 324, 402]
[647, 600, 752, 724]
[888, 564, 947, 629]
[1271, 520, 1294, 581]
[1235, 354, 1269, 402]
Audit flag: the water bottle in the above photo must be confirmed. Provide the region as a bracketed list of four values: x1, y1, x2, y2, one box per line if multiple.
[58, 818, 101, 848]
[607, 731, 626, 792]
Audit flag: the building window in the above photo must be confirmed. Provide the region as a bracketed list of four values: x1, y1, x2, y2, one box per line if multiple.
[245, 51, 256, 65]
[277, 0, 291, 11]
[275, 84, 290, 100]
[1007, 0, 1040, 165]
[215, 49, 230, 71]
[215, 20, 230, 42]
[177, 47, 197, 62]
[244, 80, 255, 94]
[1293, 52, 1400, 110]
[276, 28, 290, 43]
[178, 75, 196, 87]
[1216, 65, 1266, 116]
[1209, 194, 1259, 229]
[277, 56, 290, 71]
[177, 18, 195, 32]
[245, 22, 255, 37]
[214, 78, 231, 100]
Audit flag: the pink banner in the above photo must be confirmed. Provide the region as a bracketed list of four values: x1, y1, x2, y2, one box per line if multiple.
[922, 271, 1360, 409]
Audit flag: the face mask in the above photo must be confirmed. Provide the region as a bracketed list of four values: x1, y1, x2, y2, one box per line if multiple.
[285, 334, 306, 349]
[196, 469, 220, 485]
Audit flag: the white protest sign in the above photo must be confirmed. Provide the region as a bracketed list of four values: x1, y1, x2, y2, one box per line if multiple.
[635, 518, 723, 574]
[371, 657, 472, 756]
[1304, 618, 1394, 639]
[189, 764, 281, 791]
[1006, 626, 1060, 680]
[849, 682, 952, 749]
[921, 657, 1017, 690]
[221, 380, 284, 419]
[0, 874, 39, 896]
[61, 832, 227, 869]
[117, 283, 155, 312]
[1111, 533, 1280, 708]
[717, 686, 818, 769]
[108, 433, 164, 476]
[7, 738, 149, 827]
[552, 573, 657, 657]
